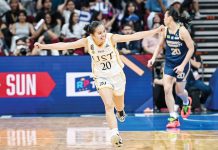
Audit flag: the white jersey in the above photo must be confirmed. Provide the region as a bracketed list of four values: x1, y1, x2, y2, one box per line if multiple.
[87, 33, 124, 78]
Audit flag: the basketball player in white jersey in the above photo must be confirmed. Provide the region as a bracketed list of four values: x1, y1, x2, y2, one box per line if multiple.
[34, 21, 164, 147]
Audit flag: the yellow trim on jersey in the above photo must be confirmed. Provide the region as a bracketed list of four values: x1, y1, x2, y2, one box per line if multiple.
[91, 61, 96, 78]
[90, 35, 107, 48]
[86, 37, 91, 55]
[87, 36, 97, 78]
[109, 34, 124, 69]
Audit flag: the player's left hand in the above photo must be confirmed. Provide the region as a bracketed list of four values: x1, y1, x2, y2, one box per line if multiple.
[173, 65, 184, 74]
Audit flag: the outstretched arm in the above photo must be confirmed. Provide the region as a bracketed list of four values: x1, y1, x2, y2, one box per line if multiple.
[112, 25, 165, 43]
[34, 38, 87, 51]
[151, 31, 165, 60]
[147, 29, 165, 67]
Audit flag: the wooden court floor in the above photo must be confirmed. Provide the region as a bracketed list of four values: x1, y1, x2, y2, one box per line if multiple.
[0, 116, 217, 150]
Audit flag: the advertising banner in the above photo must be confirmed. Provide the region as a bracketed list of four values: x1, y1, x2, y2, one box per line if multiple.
[0, 55, 152, 115]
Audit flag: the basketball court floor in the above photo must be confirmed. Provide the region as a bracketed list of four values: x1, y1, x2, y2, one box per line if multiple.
[0, 113, 218, 150]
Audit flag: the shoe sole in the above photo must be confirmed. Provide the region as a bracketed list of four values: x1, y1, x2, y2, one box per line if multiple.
[111, 134, 123, 147]
[166, 122, 180, 128]
[181, 97, 192, 118]
[166, 125, 180, 128]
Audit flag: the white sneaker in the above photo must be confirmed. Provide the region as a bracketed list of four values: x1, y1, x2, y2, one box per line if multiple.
[174, 104, 179, 112]
[111, 134, 123, 147]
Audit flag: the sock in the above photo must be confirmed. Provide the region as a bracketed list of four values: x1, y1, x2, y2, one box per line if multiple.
[170, 112, 178, 119]
[174, 104, 179, 112]
[177, 94, 189, 105]
[110, 128, 119, 137]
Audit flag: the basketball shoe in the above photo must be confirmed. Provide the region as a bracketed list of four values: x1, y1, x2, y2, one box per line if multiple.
[166, 117, 180, 128]
[116, 110, 126, 122]
[181, 97, 192, 118]
[111, 133, 123, 147]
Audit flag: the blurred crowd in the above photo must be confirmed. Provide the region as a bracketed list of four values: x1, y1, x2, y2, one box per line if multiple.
[0, 0, 202, 56]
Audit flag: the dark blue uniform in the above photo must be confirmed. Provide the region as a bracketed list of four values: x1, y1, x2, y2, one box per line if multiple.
[164, 27, 190, 82]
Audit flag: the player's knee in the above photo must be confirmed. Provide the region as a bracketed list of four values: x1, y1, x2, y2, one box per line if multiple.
[113, 90, 124, 96]
[104, 102, 114, 111]
[164, 86, 172, 95]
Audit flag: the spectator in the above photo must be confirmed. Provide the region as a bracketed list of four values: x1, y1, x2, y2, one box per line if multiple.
[146, 0, 168, 13]
[117, 23, 141, 54]
[0, 16, 11, 52]
[14, 37, 31, 56]
[58, 0, 78, 23]
[35, 0, 63, 25]
[20, 0, 36, 16]
[37, 12, 61, 44]
[134, 0, 146, 15]
[169, 0, 190, 19]
[91, 0, 114, 19]
[91, 11, 117, 32]
[37, 0, 65, 11]
[122, 1, 142, 31]
[146, 0, 168, 29]
[142, 22, 162, 56]
[52, 0, 65, 10]
[0, 18, 9, 56]
[10, 10, 36, 52]
[109, 0, 123, 11]
[186, 52, 211, 111]
[76, 1, 92, 23]
[182, 0, 202, 19]
[153, 13, 162, 24]
[61, 12, 85, 39]
[0, 0, 10, 16]
[37, 12, 61, 56]
[73, 0, 90, 10]
[2, 0, 23, 27]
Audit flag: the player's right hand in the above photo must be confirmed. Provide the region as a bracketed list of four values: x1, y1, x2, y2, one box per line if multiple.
[157, 25, 165, 33]
[147, 58, 155, 68]
[34, 42, 43, 50]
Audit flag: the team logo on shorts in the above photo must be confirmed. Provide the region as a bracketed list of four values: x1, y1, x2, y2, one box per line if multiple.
[177, 73, 185, 79]
[66, 73, 99, 97]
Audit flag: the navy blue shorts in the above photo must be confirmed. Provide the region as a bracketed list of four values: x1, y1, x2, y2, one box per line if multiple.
[164, 62, 190, 82]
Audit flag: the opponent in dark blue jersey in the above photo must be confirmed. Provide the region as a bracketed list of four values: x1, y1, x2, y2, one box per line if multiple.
[147, 6, 194, 128]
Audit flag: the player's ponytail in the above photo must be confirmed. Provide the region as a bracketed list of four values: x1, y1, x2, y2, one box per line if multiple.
[179, 16, 191, 29]
[167, 6, 191, 28]
[84, 24, 90, 34]
[83, 21, 103, 35]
